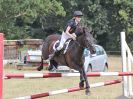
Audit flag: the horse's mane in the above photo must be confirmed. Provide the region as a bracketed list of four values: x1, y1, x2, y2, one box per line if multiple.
[76, 26, 96, 44]
[84, 27, 96, 43]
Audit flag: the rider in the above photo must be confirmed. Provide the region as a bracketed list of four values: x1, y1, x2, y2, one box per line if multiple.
[49, 11, 83, 59]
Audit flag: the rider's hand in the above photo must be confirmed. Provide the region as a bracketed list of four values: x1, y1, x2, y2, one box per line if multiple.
[72, 33, 77, 38]
[71, 35, 76, 40]
[71, 33, 76, 40]
[70, 34, 75, 40]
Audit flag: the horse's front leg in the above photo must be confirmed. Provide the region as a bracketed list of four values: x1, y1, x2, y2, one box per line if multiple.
[79, 67, 90, 95]
[82, 68, 90, 95]
[79, 69, 85, 89]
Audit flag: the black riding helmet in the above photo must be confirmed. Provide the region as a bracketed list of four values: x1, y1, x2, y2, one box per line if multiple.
[73, 11, 83, 17]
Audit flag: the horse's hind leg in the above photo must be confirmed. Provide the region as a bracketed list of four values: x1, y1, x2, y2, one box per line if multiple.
[37, 56, 43, 71]
[48, 60, 58, 71]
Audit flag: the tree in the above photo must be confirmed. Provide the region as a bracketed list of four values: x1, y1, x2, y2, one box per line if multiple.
[0, 0, 133, 51]
[0, 0, 65, 39]
[61, 0, 109, 48]
[60, 0, 133, 50]
[100, 0, 133, 50]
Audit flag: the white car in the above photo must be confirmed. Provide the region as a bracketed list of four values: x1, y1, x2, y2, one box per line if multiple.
[26, 50, 42, 63]
[57, 45, 108, 72]
[84, 45, 108, 72]
[21, 50, 49, 68]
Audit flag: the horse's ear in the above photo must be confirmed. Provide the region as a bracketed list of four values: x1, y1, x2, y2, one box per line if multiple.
[88, 27, 92, 33]
[83, 27, 92, 34]
[83, 27, 87, 33]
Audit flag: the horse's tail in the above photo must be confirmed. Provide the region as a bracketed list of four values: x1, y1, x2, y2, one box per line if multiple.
[37, 56, 44, 71]
[41, 41, 49, 60]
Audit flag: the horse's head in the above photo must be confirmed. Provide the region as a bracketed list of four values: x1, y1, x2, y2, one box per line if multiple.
[75, 26, 96, 54]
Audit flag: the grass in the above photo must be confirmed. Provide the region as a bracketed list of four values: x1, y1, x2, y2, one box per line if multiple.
[3, 55, 133, 99]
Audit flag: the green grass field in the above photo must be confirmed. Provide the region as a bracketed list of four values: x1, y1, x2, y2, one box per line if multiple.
[3, 56, 133, 99]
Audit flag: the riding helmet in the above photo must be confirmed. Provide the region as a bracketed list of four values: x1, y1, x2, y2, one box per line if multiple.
[73, 11, 83, 17]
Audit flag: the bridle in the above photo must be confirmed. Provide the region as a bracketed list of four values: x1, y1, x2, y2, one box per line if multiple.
[75, 29, 90, 49]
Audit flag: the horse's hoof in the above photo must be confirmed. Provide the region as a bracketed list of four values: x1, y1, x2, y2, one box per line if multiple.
[85, 88, 91, 96]
[48, 67, 54, 71]
[37, 67, 43, 71]
[86, 90, 91, 96]
[49, 68, 56, 72]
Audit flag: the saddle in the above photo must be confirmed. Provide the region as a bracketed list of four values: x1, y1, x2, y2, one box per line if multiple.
[53, 39, 72, 54]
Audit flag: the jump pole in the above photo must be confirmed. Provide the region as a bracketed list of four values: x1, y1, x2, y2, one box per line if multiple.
[4, 72, 133, 79]
[0, 33, 3, 99]
[14, 79, 122, 99]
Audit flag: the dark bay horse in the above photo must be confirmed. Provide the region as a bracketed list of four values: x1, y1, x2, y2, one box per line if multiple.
[37, 26, 96, 95]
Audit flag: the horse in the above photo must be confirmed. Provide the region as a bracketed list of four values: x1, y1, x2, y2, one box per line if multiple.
[37, 26, 96, 95]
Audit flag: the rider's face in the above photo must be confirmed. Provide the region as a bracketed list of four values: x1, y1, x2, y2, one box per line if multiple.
[75, 16, 82, 23]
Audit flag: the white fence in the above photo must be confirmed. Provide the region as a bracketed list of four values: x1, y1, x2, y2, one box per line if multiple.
[121, 32, 133, 97]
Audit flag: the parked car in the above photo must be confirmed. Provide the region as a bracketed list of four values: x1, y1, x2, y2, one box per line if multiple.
[57, 45, 108, 72]
[17, 50, 49, 70]
[84, 45, 108, 72]
[25, 50, 42, 63]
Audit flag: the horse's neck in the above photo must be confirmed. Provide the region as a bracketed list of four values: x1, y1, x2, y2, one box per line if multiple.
[71, 40, 84, 57]
[76, 36, 85, 56]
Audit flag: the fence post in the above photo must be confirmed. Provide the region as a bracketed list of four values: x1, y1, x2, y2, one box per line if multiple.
[0, 33, 3, 99]
[121, 32, 129, 97]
